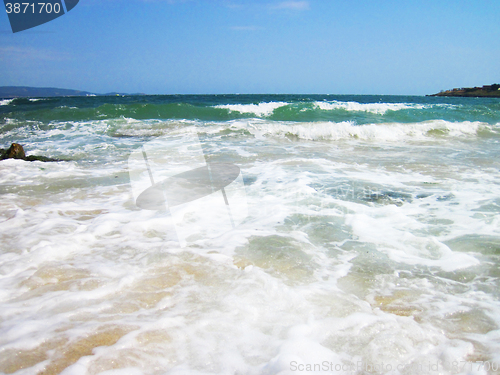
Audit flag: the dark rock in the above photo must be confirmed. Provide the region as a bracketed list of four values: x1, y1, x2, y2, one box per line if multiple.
[1, 143, 26, 159]
[24, 155, 64, 162]
[0, 143, 66, 162]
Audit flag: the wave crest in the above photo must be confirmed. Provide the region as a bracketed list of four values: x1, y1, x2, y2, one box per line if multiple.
[213, 102, 289, 116]
[236, 120, 486, 141]
[313, 101, 427, 114]
[0, 99, 14, 106]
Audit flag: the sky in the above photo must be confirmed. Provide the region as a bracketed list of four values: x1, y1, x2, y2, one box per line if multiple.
[0, 0, 499, 95]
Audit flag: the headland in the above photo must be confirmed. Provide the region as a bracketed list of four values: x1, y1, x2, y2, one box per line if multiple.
[429, 84, 500, 97]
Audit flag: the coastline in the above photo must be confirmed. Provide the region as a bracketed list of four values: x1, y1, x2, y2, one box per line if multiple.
[429, 84, 500, 98]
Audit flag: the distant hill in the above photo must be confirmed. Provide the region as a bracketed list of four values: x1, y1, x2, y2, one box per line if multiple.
[0, 86, 145, 98]
[429, 84, 500, 98]
[0, 86, 94, 98]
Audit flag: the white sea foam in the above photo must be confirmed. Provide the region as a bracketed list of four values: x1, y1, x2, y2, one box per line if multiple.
[314, 100, 427, 114]
[233, 119, 485, 142]
[0, 98, 14, 106]
[214, 101, 289, 116]
[1, 112, 500, 374]
[15, 117, 485, 146]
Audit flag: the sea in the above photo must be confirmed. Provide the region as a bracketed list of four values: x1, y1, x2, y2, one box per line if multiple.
[0, 94, 499, 375]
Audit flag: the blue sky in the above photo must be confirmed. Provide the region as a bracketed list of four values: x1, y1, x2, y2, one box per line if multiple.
[0, 0, 499, 95]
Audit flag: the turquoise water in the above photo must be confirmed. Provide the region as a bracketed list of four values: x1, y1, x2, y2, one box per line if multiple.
[1, 95, 500, 374]
[2, 95, 500, 124]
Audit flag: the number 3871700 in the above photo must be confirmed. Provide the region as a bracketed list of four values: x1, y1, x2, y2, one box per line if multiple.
[5, 3, 62, 14]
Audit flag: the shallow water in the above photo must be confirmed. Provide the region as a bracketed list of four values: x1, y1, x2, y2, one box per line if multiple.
[1, 95, 500, 374]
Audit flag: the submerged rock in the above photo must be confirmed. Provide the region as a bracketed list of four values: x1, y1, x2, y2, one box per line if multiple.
[0, 143, 65, 162]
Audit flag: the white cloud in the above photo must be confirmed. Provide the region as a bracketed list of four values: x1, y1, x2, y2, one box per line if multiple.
[272, 1, 309, 10]
[230, 26, 264, 31]
[0, 46, 71, 61]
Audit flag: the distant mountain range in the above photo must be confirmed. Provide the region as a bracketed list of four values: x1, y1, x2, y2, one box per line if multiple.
[3, 85, 500, 99]
[0, 86, 145, 98]
[429, 84, 500, 98]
